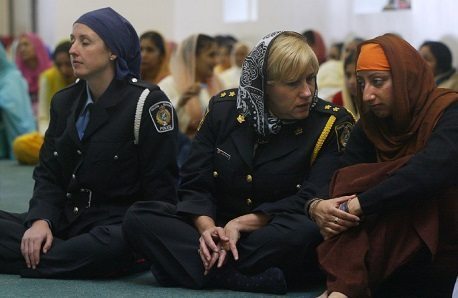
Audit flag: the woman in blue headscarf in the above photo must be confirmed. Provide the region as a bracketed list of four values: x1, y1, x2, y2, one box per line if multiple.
[0, 43, 36, 159]
[0, 7, 178, 278]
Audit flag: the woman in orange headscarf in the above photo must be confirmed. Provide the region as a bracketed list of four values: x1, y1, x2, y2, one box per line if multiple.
[306, 34, 458, 297]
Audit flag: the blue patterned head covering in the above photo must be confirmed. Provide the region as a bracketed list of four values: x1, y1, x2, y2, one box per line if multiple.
[75, 7, 140, 80]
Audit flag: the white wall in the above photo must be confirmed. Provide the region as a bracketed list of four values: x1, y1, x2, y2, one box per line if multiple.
[348, 0, 458, 64]
[35, 0, 458, 66]
[37, 0, 175, 48]
[0, 0, 10, 35]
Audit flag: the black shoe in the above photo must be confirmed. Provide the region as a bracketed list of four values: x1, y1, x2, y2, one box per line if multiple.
[209, 266, 287, 295]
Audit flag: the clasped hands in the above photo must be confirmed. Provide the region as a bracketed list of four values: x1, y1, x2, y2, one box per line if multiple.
[198, 219, 240, 275]
[311, 195, 362, 240]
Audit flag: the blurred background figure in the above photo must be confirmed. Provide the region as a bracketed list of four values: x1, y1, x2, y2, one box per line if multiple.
[218, 41, 250, 89]
[14, 33, 52, 116]
[158, 34, 222, 137]
[419, 41, 458, 90]
[0, 43, 36, 160]
[331, 49, 359, 119]
[214, 34, 237, 74]
[140, 31, 170, 84]
[13, 40, 75, 165]
[302, 29, 327, 64]
[38, 40, 75, 134]
[318, 36, 364, 105]
[328, 42, 343, 60]
[342, 37, 364, 60]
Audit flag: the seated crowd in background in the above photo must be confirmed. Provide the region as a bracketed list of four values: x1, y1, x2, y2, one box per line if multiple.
[13, 40, 76, 165]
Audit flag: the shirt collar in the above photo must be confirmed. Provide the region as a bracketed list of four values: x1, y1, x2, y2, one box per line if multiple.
[80, 84, 94, 115]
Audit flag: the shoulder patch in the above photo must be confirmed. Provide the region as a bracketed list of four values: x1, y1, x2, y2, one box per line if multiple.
[149, 101, 174, 133]
[335, 121, 353, 152]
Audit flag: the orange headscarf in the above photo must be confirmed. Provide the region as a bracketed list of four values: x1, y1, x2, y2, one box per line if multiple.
[355, 34, 458, 161]
[356, 43, 390, 71]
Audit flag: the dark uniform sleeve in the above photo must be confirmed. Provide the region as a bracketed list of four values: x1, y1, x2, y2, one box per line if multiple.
[137, 88, 179, 203]
[25, 96, 66, 227]
[355, 103, 458, 215]
[253, 107, 355, 215]
[176, 98, 218, 219]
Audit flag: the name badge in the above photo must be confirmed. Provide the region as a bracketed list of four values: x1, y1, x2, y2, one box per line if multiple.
[216, 147, 231, 160]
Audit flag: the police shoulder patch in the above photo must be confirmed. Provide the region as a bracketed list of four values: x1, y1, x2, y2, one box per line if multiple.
[149, 101, 174, 133]
[335, 121, 353, 152]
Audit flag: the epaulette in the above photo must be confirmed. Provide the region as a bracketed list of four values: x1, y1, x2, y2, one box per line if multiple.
[314, 99, 344, 115]
[215, 88, 238, 101]
[128, 77, 159, 91]
[310, 99, 354, 164]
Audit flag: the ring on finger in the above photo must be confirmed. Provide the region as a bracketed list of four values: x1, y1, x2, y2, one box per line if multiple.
[333, 217, 339, 224]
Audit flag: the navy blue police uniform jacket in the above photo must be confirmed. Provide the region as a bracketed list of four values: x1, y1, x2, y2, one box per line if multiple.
[25, 77, 178, 239]
[176, 89, 354, 224]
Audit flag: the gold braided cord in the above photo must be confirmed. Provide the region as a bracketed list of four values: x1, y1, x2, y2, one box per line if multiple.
[197, 108, 210, 132]
[311, 115, 336, 165]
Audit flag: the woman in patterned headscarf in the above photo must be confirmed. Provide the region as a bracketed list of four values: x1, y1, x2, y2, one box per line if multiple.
[313, 33, 458, 298]
[123, 31, 354, 294]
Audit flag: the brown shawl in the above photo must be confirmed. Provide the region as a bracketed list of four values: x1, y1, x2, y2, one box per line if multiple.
[356, 33, 458, 161]
[318, 34, 458, 297]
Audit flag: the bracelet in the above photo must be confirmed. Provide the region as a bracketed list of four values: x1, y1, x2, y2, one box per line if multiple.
[305, 198, 318, 218]
[308, 199, 323, 222]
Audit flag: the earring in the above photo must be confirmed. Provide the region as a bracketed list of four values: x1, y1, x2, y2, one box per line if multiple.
[110, 56, 115, 61]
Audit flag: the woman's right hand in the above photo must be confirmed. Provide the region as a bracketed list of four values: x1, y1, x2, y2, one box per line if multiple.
[177, 83, 201, 108]
[21, 219, 53, 269]
[311, 195, 360, 239]
[198, 226, 228, 275]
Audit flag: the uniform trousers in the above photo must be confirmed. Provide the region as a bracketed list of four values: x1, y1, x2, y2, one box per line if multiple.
[122, 201, 323, 289]
[0, 210, 135, 278]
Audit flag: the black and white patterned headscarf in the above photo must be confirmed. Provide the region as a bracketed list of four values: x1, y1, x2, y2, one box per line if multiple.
[236, 31, 318, 137]
[236, 31, 283, 137]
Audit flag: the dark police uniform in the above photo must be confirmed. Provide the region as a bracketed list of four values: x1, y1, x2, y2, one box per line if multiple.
[123, 88, 354, 288]
[0, 78, 178, 277]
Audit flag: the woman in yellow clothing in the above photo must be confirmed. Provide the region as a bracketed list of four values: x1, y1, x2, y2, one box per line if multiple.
[13, 41, 75, 164]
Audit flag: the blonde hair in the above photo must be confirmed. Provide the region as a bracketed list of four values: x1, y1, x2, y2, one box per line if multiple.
[267, 32, 319, 83]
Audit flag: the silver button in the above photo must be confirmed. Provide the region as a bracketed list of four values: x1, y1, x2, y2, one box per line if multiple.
[53, 151, 58, 157]
[131, 78, 138, 82]
[66, 193, 72, 198]
[296, 184, 301, 189]
[113, 155, 119, 160]
[72, 174, 76, 179]
[213, 171, 218, 178]
[73, 207, 79, 214]
[76, 150, 82, 155]
[246, 174, 253, 183]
